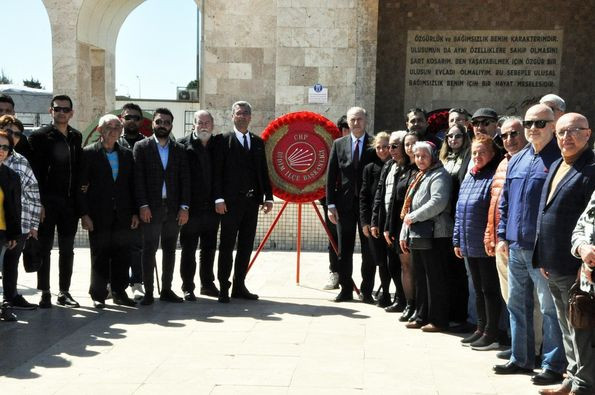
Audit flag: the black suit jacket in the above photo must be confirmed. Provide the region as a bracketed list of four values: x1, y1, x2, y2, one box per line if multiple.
[213, 131, 273, 204]
[534, 148, 595, 274]
[178, 133, 220, 213]
[133, 137, 190, 213]
[78, 141, 136, 228]
[326, 133, 376, 212]
[359, 156, 385, 227]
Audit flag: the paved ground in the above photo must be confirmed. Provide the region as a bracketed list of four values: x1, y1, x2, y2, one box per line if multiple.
[0, 249, 547, 394]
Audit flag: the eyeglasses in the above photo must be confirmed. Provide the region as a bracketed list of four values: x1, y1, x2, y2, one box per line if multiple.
[471, 119, 495, 127]
[522, 120, 552, 129]
[52, 106, 72, 113]
[501, 131, 520, 140]
[154, 119, 172, 126]
[123, 115, 141, 121]
[555, 127, 589, 138]
[389, 144, 400, 150]
[0, 144, 11, 151]
[447, 133, 464, 139]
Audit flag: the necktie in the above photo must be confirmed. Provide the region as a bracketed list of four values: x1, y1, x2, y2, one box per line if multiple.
[243, 134, 249, 151]
[353, 138, 360, 169]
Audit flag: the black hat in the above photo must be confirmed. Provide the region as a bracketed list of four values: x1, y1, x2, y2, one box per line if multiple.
[471, 108, 498, 120]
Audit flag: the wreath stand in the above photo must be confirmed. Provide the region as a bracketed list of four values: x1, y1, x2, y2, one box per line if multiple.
[246, 201, 361, 295]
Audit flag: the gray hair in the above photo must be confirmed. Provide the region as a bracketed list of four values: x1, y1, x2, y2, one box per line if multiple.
[390, 130, 407, 143]
[413, 141, 438, 160]
[98, 113, 121, 129]
[500, 115, 523, 129]
[347, 106, 367, 118]
[539, 94, 566, 112]
[232, 101, 252, 115]
[193, 109, 214, 123]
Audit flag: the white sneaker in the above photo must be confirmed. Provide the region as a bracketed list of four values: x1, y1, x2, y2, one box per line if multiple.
[131, 283, 145, 300]
[323, 272, 339, 290]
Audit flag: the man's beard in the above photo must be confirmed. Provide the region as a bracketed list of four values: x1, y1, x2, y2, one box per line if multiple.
[154, 127, 170, 138]
[196, 129, 211, 142]
[124, 125, 139, 135]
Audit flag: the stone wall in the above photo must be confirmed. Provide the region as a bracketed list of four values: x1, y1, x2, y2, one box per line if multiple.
[375, 0, 595, 130]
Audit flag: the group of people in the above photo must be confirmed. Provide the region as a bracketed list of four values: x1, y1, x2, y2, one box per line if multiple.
[324, 97, 594, 394]
[0, 91, 593, 394]
[0, 94, 273, 320]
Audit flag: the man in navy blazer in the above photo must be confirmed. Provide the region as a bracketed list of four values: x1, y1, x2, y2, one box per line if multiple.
[534, 113, 595, 395]
[326, 106, 376, 302]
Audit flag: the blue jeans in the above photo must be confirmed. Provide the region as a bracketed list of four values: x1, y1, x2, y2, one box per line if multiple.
[507, 247, 566, 372]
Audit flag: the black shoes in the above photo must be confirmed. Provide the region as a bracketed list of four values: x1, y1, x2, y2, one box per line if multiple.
[531, 369, 564, 386]
[496, 348, 512, 360]
[218, 289, 230, 303]
[57, 292, 80, 307]
[113, 292, 137, 307]
[160, 289, 183, 303]
[334, 292, 353, 302]
[376, 294, 392, 308]
[39, 292, 52, 308]
[93, 300, 106, 309]
[385, 300, 406, 313]
[0, 303, 17, 322]
[360, 294, 375, 304]
[231, 287, 259, 300]
[493, 361, 534, 375]
[398, 305, 415, 322]
[200, 284, 219, 297]
[9, 294, 37, 310]
[140, 294, 155, 306]
[461, 331, 483, 347]
[184, 291, 197, 302]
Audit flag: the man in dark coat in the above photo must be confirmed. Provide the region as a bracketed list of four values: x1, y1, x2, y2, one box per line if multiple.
[78, 114, 138, 308]
[133, 108, 190, 305]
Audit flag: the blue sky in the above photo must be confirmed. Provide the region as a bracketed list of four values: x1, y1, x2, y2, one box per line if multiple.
[3, 0, 198, 100]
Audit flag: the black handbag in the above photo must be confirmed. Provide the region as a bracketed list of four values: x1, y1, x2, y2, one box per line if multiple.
[22, 237, 42, 273]
[408, 220, 434, 250]
[568, 266, 595, 330]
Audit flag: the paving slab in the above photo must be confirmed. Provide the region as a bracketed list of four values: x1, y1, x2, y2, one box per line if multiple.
[0, 249, 547, 394]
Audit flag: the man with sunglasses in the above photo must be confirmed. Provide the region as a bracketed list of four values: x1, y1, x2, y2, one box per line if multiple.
[534, 113, 594, 395]
[494, 104, 566, 386]
[118, 103, 146, 300]
[133, 108, 190, 305]
[29, 95, 83, 308]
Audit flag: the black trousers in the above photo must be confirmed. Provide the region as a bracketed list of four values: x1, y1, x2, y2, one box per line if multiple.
[369, 234, 405, 301]
[446, 243, 469, 323]
[322, 203, 339, 273]
[411, 238, 450, 328]
[141, 204, 180, 294]
[180, 210, 220, 292]
[37, 197, 78, 292]
[467, 256, 502, 335]
[336, 203, 374, 295]
[88, 218, 132, 301]
[128, 227, 143, 285]
[217, 196, 259, 291]
[2, 234, 26, 301]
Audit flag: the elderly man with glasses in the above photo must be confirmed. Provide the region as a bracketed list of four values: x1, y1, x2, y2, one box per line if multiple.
[29, 95, 83, 309]
[494, 104, 566, 386]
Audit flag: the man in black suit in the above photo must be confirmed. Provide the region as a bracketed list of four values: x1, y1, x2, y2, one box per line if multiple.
[213, 101, 273, 303]
[29, 94, 83, 308]
[133, 108, 190, 305]
[326, 106, 376, 302]
[79, 114, 138, 308]
[178, 110, 220, 301]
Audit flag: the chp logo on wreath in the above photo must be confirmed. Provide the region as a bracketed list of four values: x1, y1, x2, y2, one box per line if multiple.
[262, 112, 340, 203]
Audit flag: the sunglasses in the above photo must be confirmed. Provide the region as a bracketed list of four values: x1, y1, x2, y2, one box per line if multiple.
[389, 144, 400, 150]
[522, 120, 552, 129]
[123, 115, 141, 121]
[501, 131, 520, 140]
[555, 127, 589, 138]
[447, 133, 464, 139]
[0, 144, 11, 152]
[471, 119, 495, 127]
[154, 119, 172, 126]
[52, 106, 72, 113]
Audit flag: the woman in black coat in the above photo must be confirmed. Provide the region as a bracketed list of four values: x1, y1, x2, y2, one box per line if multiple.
[360, 132, 391, 306]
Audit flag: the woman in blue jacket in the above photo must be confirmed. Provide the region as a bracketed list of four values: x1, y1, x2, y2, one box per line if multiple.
[453, 134, 502, 351]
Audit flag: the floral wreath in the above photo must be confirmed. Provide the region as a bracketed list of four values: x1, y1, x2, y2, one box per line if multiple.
[262, 111, 340, 202]
[426, 108, 450, 137]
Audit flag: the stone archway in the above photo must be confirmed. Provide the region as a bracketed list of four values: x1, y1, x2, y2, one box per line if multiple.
[41, 0, 201, 129]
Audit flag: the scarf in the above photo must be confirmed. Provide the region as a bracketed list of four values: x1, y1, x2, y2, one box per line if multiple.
[400, 167, 428, 220]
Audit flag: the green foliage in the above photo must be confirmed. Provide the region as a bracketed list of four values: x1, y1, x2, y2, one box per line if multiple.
[23, 77, 43, 89]
[0, 70, 12, 84]
[186, 79, 199, 90]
